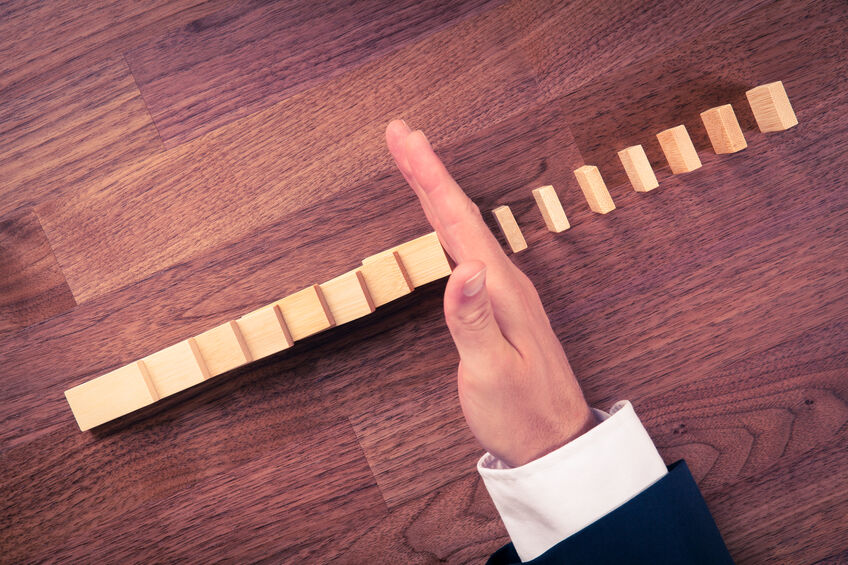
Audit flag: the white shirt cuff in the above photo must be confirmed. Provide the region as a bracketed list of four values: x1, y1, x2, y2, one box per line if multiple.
[477, 400, 667, 562]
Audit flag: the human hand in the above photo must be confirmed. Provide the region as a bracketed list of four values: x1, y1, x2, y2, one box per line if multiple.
[385, 120, 599, 467]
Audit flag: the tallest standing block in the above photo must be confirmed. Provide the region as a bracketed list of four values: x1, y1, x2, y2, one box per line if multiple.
[746, 81, 798, 132]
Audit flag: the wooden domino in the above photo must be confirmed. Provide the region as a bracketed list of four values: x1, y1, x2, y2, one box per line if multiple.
[65, 361, 159, 431]
[142, 338, 210, 398]
[700, 104, 747, 154]
[532, 185, 570, 233]
[656, 125, 702, 174]
[320, 269, 375, 324]
[237, 304, 293, 359]
[492, 205, 527, 252]
[617, 145, 658, 192]
[194, 321, 252, 377]
[273, 284, 335, 341]
[361, 250, 414, 307]
[573, 165, 616, 214]
[746, 81, 797, 132]
[390, 232, 451, 287]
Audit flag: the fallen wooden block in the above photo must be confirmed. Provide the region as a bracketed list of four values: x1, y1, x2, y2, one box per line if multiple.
[390, 232, 452, 286]
[320, 269, 375, 325]
[746, 80, 798, 132]
[237, 304, 293, 360]
[573, 165, 616, 214]
[272, 284, 335, 341]
[700, 104, 747, 154]
[656, 125, 702, 174]
[617, 145, 658, 192]
[492, 205, 528, 252]
[361, 250, 414, 306]
[65, 361, 159, 431]
[142, 338, 210, 398]
[194, 321, 252, 377]
[532, 185, 570, 232]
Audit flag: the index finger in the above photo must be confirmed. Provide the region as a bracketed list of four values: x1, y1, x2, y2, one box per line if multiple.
[403, 130, 507, 266]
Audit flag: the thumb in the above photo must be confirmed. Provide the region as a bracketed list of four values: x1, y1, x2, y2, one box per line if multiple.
[443, 261, 509, 366]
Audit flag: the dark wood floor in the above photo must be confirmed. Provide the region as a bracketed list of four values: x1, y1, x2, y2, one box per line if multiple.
[1, 1, 846, 562]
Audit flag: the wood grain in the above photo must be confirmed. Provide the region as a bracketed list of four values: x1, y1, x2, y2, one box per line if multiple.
[0, 209, 75, 333]
[124, 0, 504, 147]
[2, 0, 846, 562]
[36, 5, 538, 304]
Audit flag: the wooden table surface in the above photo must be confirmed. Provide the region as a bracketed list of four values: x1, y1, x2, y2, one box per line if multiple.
[1, 1, 846, 562]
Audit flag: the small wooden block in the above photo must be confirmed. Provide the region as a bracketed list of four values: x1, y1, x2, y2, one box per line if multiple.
[273, 284, 335, 341]
[745, 81, 798, 132]
[532, 185, 570, 232]
[65, 361, 159, 431]
[320, 269, 375, 325]
[142, 338, 210, 398]
[656, 125, 702, 174]
[617, 145, 659, 192]
[237, 304, 293, 359]
[194, 321, 252, 377]
[391, 232, 452, 286]
[492, 205, 527, 252]
[573, 166, 616, 214]
[700, 104, 747, 154]
[360, 251, 414, 307]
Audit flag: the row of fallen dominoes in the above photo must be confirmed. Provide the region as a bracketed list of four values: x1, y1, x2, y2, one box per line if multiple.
[65, 232, 452, 430]
[492, 81, 798, 252]
[65, 81, 796, 431]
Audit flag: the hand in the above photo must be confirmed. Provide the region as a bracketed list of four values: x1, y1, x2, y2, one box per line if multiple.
[386, 120, 599, 467]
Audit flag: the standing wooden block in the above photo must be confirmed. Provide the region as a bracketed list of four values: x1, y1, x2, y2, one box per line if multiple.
[617, 145, 659, 192]
[532, 185, 570, 232]
[573, 165, 616, 214]
[65, 361, 159, 431]
[320, 269, 375, 325]
[194, 321, 252, 377]
[492, 205, 528, 252]
[656, 125, 702, 174]
[361, 251, 414, 307]
[746, 81, 798, 132]
[391, 232, 452, 286]
[237, 304, 293, 360]
[143, 338, 210, 398]
[700, 104, 747, 154]
[273, 284, 335, 341]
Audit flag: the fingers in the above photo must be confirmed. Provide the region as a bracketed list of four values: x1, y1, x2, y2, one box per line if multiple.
[385, 120, 442, 234]
[443, 261, 514, 368]
[402, 131, 505, 265]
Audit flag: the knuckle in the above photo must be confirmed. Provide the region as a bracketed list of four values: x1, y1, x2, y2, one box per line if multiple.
[457, 302, 493, 333]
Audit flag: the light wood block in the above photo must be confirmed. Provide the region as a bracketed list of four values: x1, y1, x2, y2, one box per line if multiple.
[142, 338, 210, 398]
[391, 232, 452, 286]
[194, 321, 252, 377]
[361, 250, 414, 307]
[746, 80, 798, 132]
[273, 284, 335, 341]
[656, 125, 702, 174]
[532, 185, 570, 232]
[237, 304, 294, 359]
[320, 269, 375, 324]
[65, 361, 159, 431]
[700, 104, 747, 154]
[573, 165, 616, 214]
[492, 205, 527, 252]
[617, 145, 658, 192]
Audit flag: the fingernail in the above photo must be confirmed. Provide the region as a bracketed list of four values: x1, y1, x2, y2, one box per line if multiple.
[416, 130, 432, 149]
[463, 267, 487, 297]
[400, 119, 409, 130]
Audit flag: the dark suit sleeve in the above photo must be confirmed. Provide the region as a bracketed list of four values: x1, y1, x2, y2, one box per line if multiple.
[487, 460, 733, 565]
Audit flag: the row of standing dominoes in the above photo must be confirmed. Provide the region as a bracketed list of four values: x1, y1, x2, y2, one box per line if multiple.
[492, 81, 799, 252]
[65, 232, 452, 431]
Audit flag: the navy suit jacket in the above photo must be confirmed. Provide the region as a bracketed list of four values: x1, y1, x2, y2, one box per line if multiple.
[488, 460, 733, 565]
